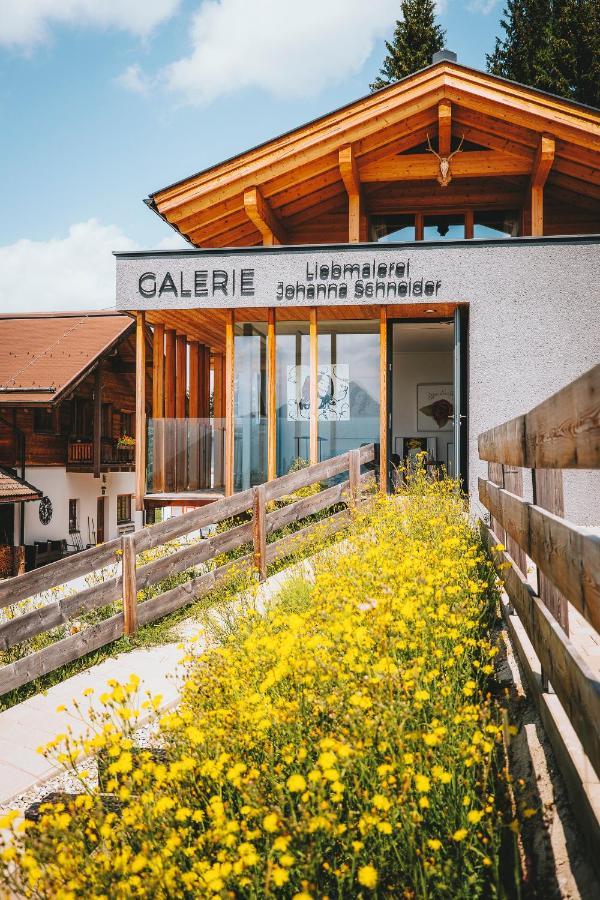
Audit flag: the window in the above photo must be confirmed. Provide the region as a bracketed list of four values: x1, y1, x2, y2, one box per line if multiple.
[117, 494, 132, 524]
[68, 499, 79, 533]
[474, 210, 520, 239]
[33, 408, 55, 434]
[370, 215, 415, 242]
[120, 411, 133, 438]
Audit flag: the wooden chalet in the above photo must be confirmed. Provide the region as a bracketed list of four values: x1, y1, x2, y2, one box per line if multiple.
[114, 52, 600, 520]
[0, 311, 148, 570]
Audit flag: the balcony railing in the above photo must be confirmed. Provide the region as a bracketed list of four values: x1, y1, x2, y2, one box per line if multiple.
[146, 419, 225, 495]
[67, 438, 135, 468]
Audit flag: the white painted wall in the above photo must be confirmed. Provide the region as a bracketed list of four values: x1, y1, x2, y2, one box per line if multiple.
[23, 468, 142, 546]
[392, 350, 454, 469]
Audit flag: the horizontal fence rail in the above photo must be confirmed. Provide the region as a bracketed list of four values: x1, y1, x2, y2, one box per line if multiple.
[478, 363, 600, 866]
[0, 445, 375, 698]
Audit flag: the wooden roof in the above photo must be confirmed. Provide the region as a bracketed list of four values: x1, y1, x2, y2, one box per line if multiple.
[147, 60, 600, 247]
[0, 312, 134, 406]
[0, 467, 42, 504]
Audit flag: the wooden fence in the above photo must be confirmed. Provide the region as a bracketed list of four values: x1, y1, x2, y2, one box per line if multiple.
[478, 364, 600, 860]
[0, 445, 375, 699]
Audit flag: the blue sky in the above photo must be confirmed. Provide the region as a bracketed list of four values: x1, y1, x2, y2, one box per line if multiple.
[0, 1, 504, 311]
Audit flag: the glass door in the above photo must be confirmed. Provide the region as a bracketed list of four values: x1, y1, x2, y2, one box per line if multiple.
[453, 307, 468, 487]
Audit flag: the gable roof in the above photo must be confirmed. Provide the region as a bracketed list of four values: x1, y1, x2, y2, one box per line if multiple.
[0, 467, 42, 504]
[0, 311, 134, 406]
[146, 59, 600, 248]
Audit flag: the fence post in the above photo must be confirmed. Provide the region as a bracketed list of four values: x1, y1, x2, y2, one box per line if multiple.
[349, 449, 361, 506]
[122, 534, 138, 635]
[252, 484, 267, 581]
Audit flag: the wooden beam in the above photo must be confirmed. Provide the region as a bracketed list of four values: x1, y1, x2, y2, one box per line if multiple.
[243, 186, 286, 245]
[152, 323, 164, 418]
[267, 308, 277, 480]
[309, 307, 318, 465]
[202, 345, 211, 418]
[360, 151, 530, 182]
[176, 335, 187, 418]
[135, 312, 146, 512]
[164, 329, 176, 418]
[213, 353, 225, 419]
[379, 307, 388, 492]
[188, 341, 200, 418]
[93, 366, 102, 479]
[224, 310, 235, 496]
[438, 99, 452, 157]
[339, 144, 364, 243]
[530, 134, 555, 236]
[415, 212, 424, 241]
[465, 208, 474, 239]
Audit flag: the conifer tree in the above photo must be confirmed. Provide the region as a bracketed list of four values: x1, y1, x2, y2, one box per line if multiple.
[370, 0, 446, 92]
[487, 0, 600, 107]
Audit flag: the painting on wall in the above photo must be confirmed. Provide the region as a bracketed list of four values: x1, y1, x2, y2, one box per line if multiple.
[287, 364, 350, 422]
[417, 383, 454, 432]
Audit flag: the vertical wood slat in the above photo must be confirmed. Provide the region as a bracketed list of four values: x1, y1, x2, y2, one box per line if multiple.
[267, 308, 277, 480]
[152, 324, 165, 492]
[487, 462, 506, 544]
[535, 468, 569, 633]
[152, 323, 165, 418]
[503, 466, 527, 575]
[202, 345, 211, 419]
[122, 534, 138, 636]
[309, 307, 318, 465]
[349, 448, 361, 506]
[252, 483, 267, 581]
[188, 341, 200, 418]
[164, 329, 176, 418]
[531, 184, 543, 237]
[135, 313, 146, 512]
[176, 335, 187, 419]
[465, 209, 474, 239]
[225, 311, 235, 497]
[379, 307, 388, 492]
[415, 213, 424, 241]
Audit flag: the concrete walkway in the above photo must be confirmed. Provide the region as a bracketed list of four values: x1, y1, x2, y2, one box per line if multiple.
[0, 641, 185, 808]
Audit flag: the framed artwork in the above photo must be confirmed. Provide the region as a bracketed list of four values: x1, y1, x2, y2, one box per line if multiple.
[287, 364, 350, 422]
[417, 383, 454, 432]
[446, 441, 455, 476]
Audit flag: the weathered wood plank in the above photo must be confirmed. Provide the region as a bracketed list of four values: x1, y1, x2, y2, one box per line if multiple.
[534, 468, 569, 632]
[266, 479, 349, 535]
[483, 525, 600, 778]
[265, 444, 374, 503]
[252, 484, 267, 581]
[479, 478, 600, 632]
[478, 363, 600, 468]
[487, 462, 505, 544]
[0, 540, 122, 610]
[0, 613, 124, 697]
[0, 575, 122, 651]
[135, 522, 253, 590]
[136, 555, 252, 627]
[266, 505, 361, 566]
[502, 466, 528, 575]
[122, 534, 138, 636]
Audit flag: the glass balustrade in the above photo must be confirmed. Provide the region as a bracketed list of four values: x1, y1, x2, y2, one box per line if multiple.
[146, 418, 226, 494]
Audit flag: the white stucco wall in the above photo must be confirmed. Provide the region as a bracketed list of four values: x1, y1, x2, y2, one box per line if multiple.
[23, 468, 142, 546]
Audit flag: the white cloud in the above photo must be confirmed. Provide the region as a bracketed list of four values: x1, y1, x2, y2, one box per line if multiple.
[156, 233, 191, 250]
[466, 0, 498, 13]
[0, 0, 180, 48]
[115, 63, 153, 95]
[0, 220, 138, 312]
[122, 0, 401, 105]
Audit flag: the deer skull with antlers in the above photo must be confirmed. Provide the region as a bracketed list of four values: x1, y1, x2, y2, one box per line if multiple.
[426, 133, 464, 187]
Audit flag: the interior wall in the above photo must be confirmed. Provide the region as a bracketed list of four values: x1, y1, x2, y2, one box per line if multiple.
[391, 350, 454, 470]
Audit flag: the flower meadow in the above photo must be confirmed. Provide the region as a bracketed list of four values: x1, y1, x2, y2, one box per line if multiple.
[0, 474, 513, 898]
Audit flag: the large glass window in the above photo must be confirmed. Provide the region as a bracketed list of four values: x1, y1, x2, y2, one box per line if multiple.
[370, 215, 415, 242]
[317, 321, 380, 462]
[423, 214, 465, 241]
[234, 321, 267, 490]
[474, 210, 520, 239]
[276, 321, 310, 476]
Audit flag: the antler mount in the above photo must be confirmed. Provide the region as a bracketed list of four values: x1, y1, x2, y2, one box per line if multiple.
[426, 133, 464, 187]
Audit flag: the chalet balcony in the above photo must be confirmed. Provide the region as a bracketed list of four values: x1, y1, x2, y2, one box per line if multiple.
[66, 436, 135, 472]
